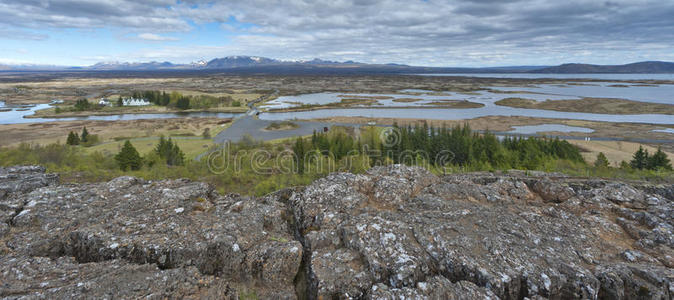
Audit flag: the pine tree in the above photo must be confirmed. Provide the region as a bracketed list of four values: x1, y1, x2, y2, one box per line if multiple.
[293, 137, 306, 174]
[66, 131, 80, 145]
[74, 99, 91, 111]
[176, 97, 190, 110]
[154, 136, 185, 166]
[115, 140, 142, 171]
[630, 146, 649, 170]
[80, 127, 89, 143]
[117, 96, 123, 107]
[202, 128, 211, 139]
[594, 152, 610, 168]
[169, 142, 185, 166]
[647, 147, 672, 170]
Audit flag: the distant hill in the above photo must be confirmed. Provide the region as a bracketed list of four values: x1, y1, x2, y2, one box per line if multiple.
[2, 56, 673, 74]
[81, 55, 551, 73]
[89, 61, 178, 70]
[205, 56, 278, 68]
[533, 61, 674, 73]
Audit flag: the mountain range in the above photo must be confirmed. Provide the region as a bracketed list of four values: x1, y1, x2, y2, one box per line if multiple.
[1, 56, 673, 74]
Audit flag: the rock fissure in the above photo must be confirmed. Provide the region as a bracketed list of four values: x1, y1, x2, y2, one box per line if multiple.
[1, 165, 673, 299]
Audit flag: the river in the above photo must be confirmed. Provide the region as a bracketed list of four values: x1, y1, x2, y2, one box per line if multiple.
[1, 76, 673, 126]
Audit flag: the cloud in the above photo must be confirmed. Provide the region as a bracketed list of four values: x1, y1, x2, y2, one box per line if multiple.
[0, 0, 191, 32]
[1, 0, 673, 66]
[137, 33, 178, 41]
[0, 27, 48, 40]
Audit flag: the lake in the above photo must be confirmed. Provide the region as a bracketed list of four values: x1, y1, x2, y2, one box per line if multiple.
[257, 83, 674, 124]
[1, 75, 673, 125]
[259, 107, 673, 125]
[0, 102, 242, 124]
[414, 73, 674, 80]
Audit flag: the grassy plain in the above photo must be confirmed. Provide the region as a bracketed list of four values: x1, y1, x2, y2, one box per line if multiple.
[7, 73, 671, 106]
[0, 117, 232, 147]
[83, 138, 214, 160]
[28, 104, 247, 118]
[569, 140, 674, 166]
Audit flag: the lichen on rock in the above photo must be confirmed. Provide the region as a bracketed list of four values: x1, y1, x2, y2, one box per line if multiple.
[1, 165, 673, 299]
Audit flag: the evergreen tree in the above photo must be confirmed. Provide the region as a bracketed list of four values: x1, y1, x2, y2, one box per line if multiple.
[80, 127, 89, 143]
[117, 96, 123, 107]
[154, 136, 185, 166]
[293, 137, 306, 174]
[169, 142, 185, 166]
[594, 152, 610, 168]
[176, 97, 190, 110]
[66, 131, 80, 145]
[115, 140, 142, 171]
[202, 128, 211, 139]
[293, 124, 585, 172]
[647, 147, 672, 170]
[74, 99, 91, 111]
[630, 146, 649, 170]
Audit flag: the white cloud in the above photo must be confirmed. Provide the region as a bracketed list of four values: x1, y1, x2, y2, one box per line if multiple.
[1, 0, 673, 66]
[0, 57, 37, 65]
[137, 33, 178, 41]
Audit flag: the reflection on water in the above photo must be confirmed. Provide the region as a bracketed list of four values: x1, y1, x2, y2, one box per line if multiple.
[2, 76, 673, 126]
[508, 124, 594, 134]
[491, 82, 674, 104]
[260, 107, 673, 125]
[653, 128, 674, 134]
[262, 90, 580, 109]
[258, 87, 674, 125]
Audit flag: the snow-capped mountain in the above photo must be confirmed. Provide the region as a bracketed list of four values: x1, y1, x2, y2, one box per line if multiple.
[204, 56, 280, 68]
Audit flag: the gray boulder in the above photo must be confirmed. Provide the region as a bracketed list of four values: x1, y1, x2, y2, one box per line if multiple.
[1, 165, 673, 299]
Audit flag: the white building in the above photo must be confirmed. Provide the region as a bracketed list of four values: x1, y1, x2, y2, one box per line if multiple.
[98, 98, 112, 107]
[122, 97, 151, 106]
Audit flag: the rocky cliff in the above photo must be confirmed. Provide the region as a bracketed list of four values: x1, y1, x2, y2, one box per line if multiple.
[1, 165, 672, 299]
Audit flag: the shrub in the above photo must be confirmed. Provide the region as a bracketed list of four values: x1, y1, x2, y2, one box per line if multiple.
[594, 152, 610, 168]
[80, 134, 100, 147]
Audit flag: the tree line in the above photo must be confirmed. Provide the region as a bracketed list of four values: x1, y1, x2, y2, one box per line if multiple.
[128, 91, 241, 110]
[628, 146, 671, 171]
[293, 123, 585, 174]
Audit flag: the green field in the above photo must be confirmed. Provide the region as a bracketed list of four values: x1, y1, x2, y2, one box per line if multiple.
[83, 138, 214, 160]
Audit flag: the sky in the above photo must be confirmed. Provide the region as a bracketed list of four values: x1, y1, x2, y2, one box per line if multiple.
[0, 0, 673, 67]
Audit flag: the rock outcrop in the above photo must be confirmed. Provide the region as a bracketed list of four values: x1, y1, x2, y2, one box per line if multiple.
[1, 165, 672, 299]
